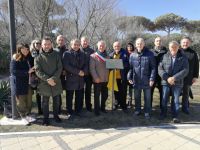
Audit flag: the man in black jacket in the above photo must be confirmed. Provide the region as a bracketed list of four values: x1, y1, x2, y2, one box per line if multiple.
[81, 37, 94, 112]
[63, 39, 87, 116]
[55, 35, 68, 114]
[151, 37, 167, 108]
[180, 37, 199, 114]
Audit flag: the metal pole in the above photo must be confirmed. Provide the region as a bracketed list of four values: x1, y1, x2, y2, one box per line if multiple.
[111, 69, 116, 110]
[8, 0, 17, 119]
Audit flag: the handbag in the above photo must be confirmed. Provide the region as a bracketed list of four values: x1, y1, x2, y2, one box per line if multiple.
[29, 73, 39, 88]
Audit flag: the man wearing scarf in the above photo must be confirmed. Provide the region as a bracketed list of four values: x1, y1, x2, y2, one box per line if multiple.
[90, 40, 109, 116]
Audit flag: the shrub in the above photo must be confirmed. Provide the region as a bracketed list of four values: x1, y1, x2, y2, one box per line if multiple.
[0, 49, 10, 73]
[0, 80, 10, 111]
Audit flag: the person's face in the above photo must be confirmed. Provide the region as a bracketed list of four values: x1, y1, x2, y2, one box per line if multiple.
[21, 47, 29, 57]
[34, 41, 41, 50]
[154, 37, 161, 47]
[113, 42, 121, 53]
[42, 40, 52, 52]
[136, 40, 145, 52]
[56, 36, 65, 47]
[169, 44, 179, 56]
[71, 41, 80, 51]
[98, 42, 106, 53]
[127, 45, 133, 52]
[81, 38, 89, 48]
[181, 38, 191, 49]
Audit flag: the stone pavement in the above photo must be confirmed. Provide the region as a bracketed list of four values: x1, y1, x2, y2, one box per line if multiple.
[0, 124, 200, 150]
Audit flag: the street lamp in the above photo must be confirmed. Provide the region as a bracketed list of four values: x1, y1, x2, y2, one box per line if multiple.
[8, 0, 17, 119]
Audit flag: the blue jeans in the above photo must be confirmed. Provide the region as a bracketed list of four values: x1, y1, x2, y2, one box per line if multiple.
[134, 88, 151, 113]
[161, 85, 182, 118]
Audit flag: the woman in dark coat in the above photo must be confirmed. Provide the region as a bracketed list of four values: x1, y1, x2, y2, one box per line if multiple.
[10, 43, 35, 124]
[126, 42, 135, 108]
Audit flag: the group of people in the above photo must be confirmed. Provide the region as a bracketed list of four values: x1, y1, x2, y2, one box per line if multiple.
[10, 35, 199, 126]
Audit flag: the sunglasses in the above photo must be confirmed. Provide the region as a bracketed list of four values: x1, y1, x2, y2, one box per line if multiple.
[35, 42, 41, 45]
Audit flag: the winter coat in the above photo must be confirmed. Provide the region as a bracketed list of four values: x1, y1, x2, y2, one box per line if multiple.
[180, 47, 199, 85]
[81, 46, 95, 76]
[90, 51, 109, 83]
[10, 54, 34, 95]
[127, 48, 156, 89]
[158, 50, 189, 87]
[63, 49, 88, 90]
[151, 46, 167, 85]
[109, 48, 130, 81]
[34, 49, 63, 97]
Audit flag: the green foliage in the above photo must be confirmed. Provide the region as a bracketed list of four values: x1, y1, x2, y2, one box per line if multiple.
[191, 43, 200, 57]
[0, 49, 10, 73]
[183, 20, 200, 34]
[0, 80, 10, 111]
[154, 13, 187, 37]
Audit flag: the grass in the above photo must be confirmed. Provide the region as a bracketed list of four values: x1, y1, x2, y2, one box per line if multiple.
[0, 79, 200, 133]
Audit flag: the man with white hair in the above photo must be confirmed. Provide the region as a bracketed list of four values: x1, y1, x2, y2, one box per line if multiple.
[158, 41, 189, 123]
[90, 40, 109, 116]
[128, 38, 156, 119]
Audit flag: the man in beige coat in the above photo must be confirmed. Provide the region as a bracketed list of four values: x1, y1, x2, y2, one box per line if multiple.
[90, 40, 109, 116]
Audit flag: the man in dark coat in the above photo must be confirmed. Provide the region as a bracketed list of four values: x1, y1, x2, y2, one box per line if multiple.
[158, 41, 189, 123]
[63, 39, 87, 116]
[81, 36, 95, 112]
[109, 41, 129, 112]
[127, 38, 156, 119]
[35, 37, 63, 126]
[151, 36, 167, 108]
[55, 35, 68, 114]
[180, 37, 199, 114]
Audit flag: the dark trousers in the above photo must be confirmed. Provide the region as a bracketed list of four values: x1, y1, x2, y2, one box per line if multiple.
[42, 95, 60, 120]
[134, 88, 151, 114]
[66, 89, 84, 114]
[151, 83, 162, 108]
[182, 85, 190, 111]
[36, 93, 42, 113]
[161, 85, 182, 118]
[84, 75, 93, 110]
[94, 82, 108, 114]
[114, 79, 127, 110]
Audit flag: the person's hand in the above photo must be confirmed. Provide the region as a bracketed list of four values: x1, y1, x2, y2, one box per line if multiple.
[62, 70, 66, 75]
[129, 80, 134, 84]
[47, 78, 56, 86]
[192, 78, 198, 84]
[149, 81, 154, 87]
[167, 77, 175, 85]
[28, 67, 35, 74]
[94, 78, 101, 83]
[79, 70, 85, 76]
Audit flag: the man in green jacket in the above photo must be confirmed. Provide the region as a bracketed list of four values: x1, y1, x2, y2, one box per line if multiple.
[35, 37, 63, 126]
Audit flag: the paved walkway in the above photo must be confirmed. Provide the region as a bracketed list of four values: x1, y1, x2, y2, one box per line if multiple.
[0, 124, 200, 150]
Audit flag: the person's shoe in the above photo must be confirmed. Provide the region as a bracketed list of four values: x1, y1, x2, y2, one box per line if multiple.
[182, 109, 190, 115]
[101, 109, 108, 113]
[38, 110, 43, 115]
[54, 116, 62, 123]
[21, 118, 30, 125]
[42, 119, 49, 126]
[26, 116, 36, 123]
[144, 113, 150, 119]
[87, 108, 92, 112]
[134, 111, 141, 116]
[159, 115, 166, 120]
[95, 112, 100, 116]
[123, 109, 128, 114]
[172, 118, 180, 123]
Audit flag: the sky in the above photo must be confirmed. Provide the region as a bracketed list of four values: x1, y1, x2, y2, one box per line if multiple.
[117, 0, 200, 21]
